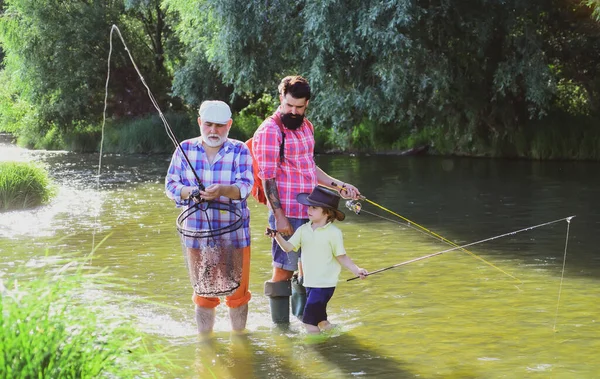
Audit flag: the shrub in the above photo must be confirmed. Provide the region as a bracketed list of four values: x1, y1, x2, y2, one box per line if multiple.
[0, 161, 55, 211]
[0, 254, 166, 378]
[231, 94, 278, 141]
[103, 112, 197, 154]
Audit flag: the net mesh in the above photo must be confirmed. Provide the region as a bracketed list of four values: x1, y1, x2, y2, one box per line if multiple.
[181, 236, 243, 297]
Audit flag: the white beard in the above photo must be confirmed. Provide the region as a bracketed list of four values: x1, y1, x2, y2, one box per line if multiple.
[201, 130, 229, 148]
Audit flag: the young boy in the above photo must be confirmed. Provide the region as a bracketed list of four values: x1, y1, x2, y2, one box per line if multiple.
[266, 185, 368, 333]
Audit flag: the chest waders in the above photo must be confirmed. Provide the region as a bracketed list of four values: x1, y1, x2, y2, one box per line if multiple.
[264, 280, 292, 324]
[264, 274, 307, 324]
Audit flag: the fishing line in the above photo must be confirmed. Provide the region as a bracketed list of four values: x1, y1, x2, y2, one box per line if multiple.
[334, 181, 519, 281]
[92, 24, 121, 254]
[347, 215, 575, 281]
[553, 216, 573, 332]
[97, 24, 242, 245]
[350, 204, 517, 280]
[103, 25, 204, 188]
[351, 206, 457, 243]
[91, 23, 114, 254]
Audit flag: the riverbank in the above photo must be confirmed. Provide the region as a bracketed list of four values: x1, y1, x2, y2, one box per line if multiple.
[0, 132, 15, 145]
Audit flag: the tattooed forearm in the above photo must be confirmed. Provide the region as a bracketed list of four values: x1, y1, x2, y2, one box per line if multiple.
[264, 179, 282, 210]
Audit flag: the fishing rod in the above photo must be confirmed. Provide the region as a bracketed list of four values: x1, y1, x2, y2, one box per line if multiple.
[347, 215, 575, 281]
[101, 25, 245, 240]
[104, 25, 204, 191]
[331, 182, 518, 280]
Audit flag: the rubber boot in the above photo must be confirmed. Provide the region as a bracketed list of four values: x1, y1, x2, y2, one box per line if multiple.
[229, 303, 249, 333]
[195, 305, 216, 334]
[264, 280, 291, 324]
[291, 274, 307, 319]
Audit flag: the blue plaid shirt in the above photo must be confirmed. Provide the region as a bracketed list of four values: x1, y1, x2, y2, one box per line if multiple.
[165, 138, 253, 248]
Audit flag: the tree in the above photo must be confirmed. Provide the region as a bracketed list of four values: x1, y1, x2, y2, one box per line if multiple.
[0, 0, 180, 144]
[167, 0, 600, 153]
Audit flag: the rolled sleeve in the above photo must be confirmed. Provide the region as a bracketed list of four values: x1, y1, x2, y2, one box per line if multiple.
[165, 150, 189, 207]
[253, 121, 282, 180]
[232, 143, 254, 202]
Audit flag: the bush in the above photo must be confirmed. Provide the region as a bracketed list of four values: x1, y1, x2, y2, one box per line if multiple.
[0, 254, 166, 378]
[0, 161, 55, 211]
[231, 94, 278, 141]
[103, 112, 196, 154]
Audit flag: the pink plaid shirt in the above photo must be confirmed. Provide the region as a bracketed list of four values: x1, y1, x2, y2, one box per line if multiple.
[253, 110, 317, 218]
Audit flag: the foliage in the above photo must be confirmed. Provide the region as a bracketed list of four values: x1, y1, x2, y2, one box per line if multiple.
[1, 0, 600, 158]
[229, 94, 278, 141]
[103, 111, 195, 154]
[0, 255, 165, 378]
[0, 161, 55, 211]
[162, 0, 236, 108]
[166, 0, 600, 158]
[526, 112, 600, 160]
[0, 0, 180, 137]
[587, 0, 600, 20]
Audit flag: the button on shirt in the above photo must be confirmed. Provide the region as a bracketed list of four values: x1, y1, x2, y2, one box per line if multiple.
[252, 111, 317, 219]
[165, 138, 253, 248]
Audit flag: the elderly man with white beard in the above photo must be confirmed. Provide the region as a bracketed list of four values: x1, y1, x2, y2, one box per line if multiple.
[165, 100, 254, 335]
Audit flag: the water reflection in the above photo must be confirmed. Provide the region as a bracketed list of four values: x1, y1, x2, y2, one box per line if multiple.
[2, 145, 600, 378]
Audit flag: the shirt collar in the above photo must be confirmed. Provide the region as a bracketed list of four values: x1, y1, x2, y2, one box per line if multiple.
[309, 221, 333, 230]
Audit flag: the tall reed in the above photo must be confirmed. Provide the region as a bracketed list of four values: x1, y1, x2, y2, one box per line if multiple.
[0, 255, 167, 378]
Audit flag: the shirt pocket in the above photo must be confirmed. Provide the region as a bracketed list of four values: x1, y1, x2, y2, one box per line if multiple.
[284, 129, 313, 162]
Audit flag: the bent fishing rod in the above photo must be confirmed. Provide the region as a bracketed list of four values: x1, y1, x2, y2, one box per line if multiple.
[104, 25, 204, 191]
[347, 215, 575, 281]
[102, 25, 249, 240]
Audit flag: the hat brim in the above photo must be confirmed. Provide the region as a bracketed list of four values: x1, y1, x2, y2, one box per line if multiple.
[297, 193, 345, 221]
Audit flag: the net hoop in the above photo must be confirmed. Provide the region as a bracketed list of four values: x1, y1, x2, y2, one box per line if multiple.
[176, 201, 245, 239]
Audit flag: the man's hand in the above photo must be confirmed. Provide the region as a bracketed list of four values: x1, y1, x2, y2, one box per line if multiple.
[338, 182, 361, 200]
[199, 184, 223, 201]
[274, 211, 293, 236]
[189, 187, 203, 203]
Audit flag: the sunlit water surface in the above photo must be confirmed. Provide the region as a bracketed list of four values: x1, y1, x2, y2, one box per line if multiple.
[1, 142, 599, 378]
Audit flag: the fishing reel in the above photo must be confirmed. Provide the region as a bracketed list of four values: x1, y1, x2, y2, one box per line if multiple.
[189, 185, 207, 204]
[345, 199, 362, 215]
[189, 188, 203, 203]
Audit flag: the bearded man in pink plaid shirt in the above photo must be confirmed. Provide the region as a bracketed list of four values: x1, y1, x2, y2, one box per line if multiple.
[252, 76, 361, 324]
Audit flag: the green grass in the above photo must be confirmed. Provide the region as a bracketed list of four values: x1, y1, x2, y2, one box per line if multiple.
[0, 253, 168, 378]
[0, 161, 55, 211]
[103, 112, 197, 154]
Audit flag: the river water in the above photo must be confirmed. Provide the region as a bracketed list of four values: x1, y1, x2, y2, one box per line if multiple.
[1, 142, 599, 378]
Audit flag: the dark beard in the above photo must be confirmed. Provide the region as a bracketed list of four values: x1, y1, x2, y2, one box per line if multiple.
[280, 113, 305, 130]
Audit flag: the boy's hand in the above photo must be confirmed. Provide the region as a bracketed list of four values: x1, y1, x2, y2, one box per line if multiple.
[265, 227, 278, 238]
[355, 267, 368, 279]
